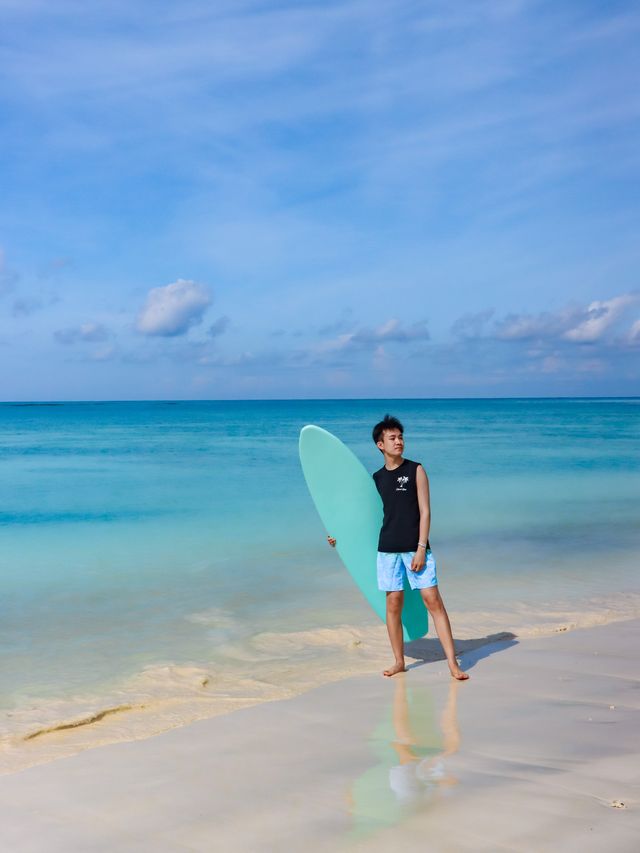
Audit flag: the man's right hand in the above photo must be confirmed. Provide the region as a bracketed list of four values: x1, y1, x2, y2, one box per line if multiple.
[327, 535, 336, 547]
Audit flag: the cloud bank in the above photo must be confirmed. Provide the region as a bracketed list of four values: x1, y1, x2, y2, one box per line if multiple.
[453, 294, 640, 346]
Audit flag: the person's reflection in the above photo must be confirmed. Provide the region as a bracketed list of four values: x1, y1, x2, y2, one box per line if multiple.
[390, 675, 460, 801]
[347, 676, 461, 838]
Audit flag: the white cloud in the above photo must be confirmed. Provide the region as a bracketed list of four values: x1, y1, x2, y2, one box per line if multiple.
[319, 318, 428, 351]
[457, 293, 640, 345]
[494, 308, 574, 341]
[54, 322, 110, 345]
[562, 295, 638, 343]
[627, 320, 640, 344]
[137, 279, 211, 337]
[301, 318, 429, 367]
[352, 318, 429, 345]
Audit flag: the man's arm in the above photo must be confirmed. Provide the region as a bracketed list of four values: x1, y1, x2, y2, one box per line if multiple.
[411, 465, 431, 571]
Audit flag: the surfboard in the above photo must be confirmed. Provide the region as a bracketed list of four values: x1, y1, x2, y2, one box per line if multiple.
[299, 424, 428, 641]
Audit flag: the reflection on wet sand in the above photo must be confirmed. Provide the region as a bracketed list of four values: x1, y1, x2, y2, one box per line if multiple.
[347, 677, 461, 839]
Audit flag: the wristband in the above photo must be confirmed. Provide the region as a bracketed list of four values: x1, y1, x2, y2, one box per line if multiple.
[417, 542, 427, 549]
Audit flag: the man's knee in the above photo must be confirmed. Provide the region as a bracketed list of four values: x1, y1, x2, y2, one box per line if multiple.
[421, 587, 443, 613]
[386, 591, 403, 615]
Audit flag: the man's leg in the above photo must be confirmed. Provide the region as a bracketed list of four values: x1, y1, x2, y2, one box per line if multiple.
[384, 591, 406, 677]
[420, 587, 469, 680]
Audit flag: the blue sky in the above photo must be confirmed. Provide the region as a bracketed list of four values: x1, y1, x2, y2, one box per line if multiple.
[1, 0, 639, 400]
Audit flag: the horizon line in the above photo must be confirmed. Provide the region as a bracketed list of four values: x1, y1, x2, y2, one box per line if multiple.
[1, 395, 638, 405]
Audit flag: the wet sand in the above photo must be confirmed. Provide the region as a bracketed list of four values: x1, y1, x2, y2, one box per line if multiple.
[0, 619, 638, 852]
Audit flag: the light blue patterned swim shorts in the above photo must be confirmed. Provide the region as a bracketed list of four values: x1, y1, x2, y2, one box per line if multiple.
[377, 550, 438, 592]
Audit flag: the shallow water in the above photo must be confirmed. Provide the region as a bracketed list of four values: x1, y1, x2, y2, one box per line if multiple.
[1, 398, 639, 766]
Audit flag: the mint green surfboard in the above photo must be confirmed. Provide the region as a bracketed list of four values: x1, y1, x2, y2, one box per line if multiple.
[299, 425, 428, 641]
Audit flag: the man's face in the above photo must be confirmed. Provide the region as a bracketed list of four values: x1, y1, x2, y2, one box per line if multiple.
[377, 429, 404, 456]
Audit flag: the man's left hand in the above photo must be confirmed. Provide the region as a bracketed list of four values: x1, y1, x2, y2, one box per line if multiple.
[410, 551, 425, 572]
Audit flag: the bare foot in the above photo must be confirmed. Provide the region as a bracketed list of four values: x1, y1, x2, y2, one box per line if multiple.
[449, 663, 469, 680]
[383, 661, 406, 677]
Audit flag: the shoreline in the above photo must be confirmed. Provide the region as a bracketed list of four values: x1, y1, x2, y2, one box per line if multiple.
[3, 601, 640, 777]
[0, 618, 638, 851]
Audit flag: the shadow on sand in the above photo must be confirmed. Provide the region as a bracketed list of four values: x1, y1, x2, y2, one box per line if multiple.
[405, 631, 518, 672]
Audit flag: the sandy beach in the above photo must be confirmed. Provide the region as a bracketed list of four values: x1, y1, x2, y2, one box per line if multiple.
[1, 618, 638, 852]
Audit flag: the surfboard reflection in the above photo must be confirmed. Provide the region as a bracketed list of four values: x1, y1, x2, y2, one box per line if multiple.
[347, 677, 461, 839]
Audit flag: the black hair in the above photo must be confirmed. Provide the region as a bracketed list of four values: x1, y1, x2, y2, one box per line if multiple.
[372, 414, 404, 444]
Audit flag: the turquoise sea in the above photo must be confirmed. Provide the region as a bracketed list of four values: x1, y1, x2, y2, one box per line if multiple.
[1, 399, 639, 766]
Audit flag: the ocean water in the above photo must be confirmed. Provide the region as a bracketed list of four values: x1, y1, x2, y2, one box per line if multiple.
[1, 399, 639, 769]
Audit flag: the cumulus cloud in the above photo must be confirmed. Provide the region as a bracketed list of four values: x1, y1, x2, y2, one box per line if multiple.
[54, 322, 110, 345]
[562, 295, 638, 343]
[627, 318, 640, 344]
[137, 279, 211, 337]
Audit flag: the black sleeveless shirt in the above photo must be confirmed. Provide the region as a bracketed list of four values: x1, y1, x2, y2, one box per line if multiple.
[372, 459, 428, 553]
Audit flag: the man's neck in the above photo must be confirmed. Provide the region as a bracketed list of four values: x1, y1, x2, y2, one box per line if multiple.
[383, 453, 404, 470]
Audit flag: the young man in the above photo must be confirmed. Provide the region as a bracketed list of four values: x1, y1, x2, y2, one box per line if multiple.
[329, 415, 468, 680]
